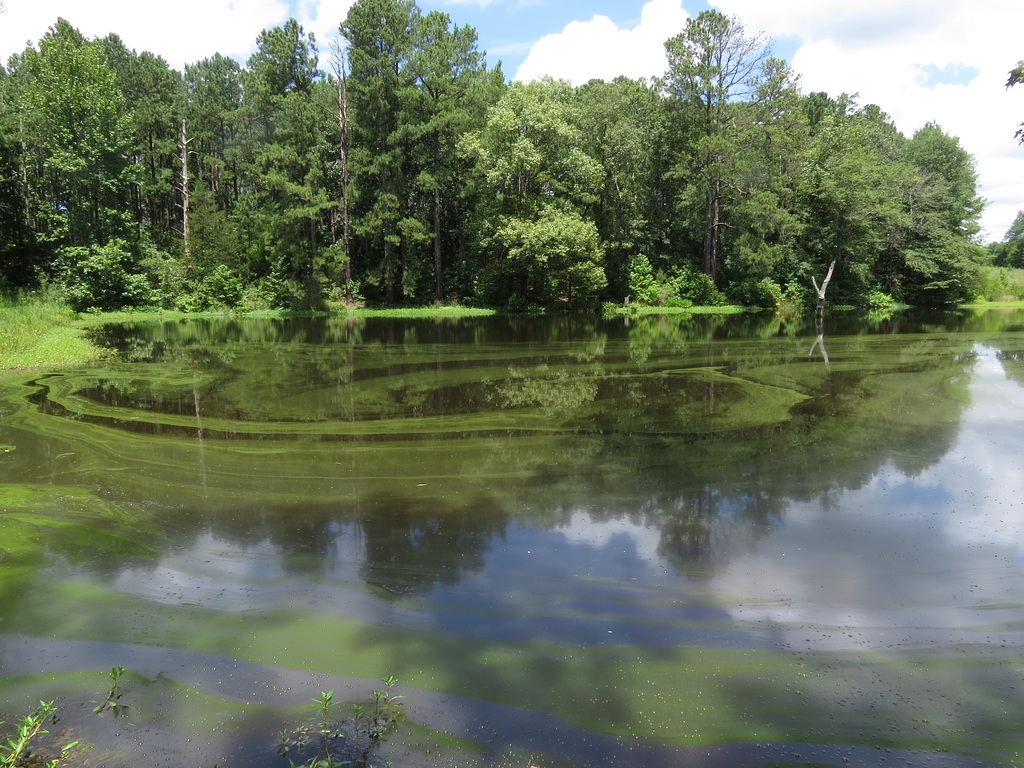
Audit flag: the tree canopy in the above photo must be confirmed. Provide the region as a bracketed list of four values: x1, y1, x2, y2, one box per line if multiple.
[0, 4, 988, 310]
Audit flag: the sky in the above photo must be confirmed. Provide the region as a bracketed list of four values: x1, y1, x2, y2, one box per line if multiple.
[1, 0, 1022, 243]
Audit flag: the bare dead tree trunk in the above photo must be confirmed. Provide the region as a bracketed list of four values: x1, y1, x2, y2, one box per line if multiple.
[433, 130, 442, 304]
[179, 118, 192, 263]
[811, 260, 836, 313]
[808, 316, 830, 369]
[18, 121, 31, 231]
[808, 260, 836, 368]
[331, 40, 352, 307]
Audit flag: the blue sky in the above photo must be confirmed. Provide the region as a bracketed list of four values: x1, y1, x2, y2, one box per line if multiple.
[426, 0, 715, 74]
[0, 0, 1021, 242]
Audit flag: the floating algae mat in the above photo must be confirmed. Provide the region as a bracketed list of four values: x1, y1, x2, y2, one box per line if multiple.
[1, 312, 1024, 767]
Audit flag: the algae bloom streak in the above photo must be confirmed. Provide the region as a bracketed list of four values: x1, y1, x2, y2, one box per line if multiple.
[1, 311, 1023, 768]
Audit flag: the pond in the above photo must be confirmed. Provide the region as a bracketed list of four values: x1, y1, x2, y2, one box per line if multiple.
[2, 309, 1024, 768]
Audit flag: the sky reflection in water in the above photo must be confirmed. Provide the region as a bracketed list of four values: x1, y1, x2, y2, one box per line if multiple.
[6, 313, 1024, 767]
[104, 339, 1024, 655]
[711, 345, 1024, 649]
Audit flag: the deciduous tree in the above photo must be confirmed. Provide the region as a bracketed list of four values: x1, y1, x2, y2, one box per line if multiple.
[19, 19, 137, 251]
[464, 78, 606, 306]
[663, 10, 774, 283]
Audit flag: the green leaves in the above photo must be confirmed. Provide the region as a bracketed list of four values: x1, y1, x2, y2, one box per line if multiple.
[16, 21, 135, 251]
[1008, 60, 1024, 144]
[0, 5, 987, 312]
[464, 79, 608, 306]
[663, 11, 785, 283]
[0, 700, 77, 768]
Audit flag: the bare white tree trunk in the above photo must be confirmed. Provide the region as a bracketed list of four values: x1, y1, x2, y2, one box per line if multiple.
[331, 40, 352, 306]
[809, 260, 836, 368]
[811, 260, 836, 312]
[179, 118, 192, 263]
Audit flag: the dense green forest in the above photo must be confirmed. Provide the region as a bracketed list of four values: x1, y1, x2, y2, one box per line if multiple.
[0, 0, 997, 312]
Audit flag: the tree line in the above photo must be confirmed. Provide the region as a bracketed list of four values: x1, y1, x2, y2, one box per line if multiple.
[0, 0, 989, 312]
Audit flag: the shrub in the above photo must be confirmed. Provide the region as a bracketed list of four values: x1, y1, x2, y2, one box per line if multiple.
[866, 289, 895, 309]
[239, 278, 277, 311]
[202, 265, 243, 309]
[58, 240, 152, 312]
[671, 264, 725, 306]
[627, 254, 660, 305]
[730, 277, 784, 309]
[627, 256, 724, 307]
[975, 267, 1024, 302]
[507, 293, 529, 313]
[139, 246, 187, 310]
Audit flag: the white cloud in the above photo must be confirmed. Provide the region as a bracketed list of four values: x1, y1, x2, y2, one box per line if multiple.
[0, 0, 292, 70]
[0, 0, 359, 83]
[713, 0, 1024, 241]
[297, 0, 358, 52]
[554, 509, 665, 566]
[514, 0, 1024, 242]
[513, 0, 689, 85]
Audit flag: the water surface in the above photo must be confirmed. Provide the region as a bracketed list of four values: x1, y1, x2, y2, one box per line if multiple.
[2, 310, 1023, 767]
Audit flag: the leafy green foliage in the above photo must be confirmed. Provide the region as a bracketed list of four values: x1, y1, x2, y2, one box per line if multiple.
[465, 78, 606, 306]
[0, 3, 988, 312]
[58, 240, 152, 312]
[990, 210, 1024, 268]
[574, 78, 668, 298]
[732, 277, 783, 309]
[628, 254, 723, 307]
[663, 11, 785, 283]
[93, 665, 127, 714]
[1008, 60, 1024, 144]
[486, 205, 606, 307]
[0, 701, 77, 768]
[276, 680, 404, 768]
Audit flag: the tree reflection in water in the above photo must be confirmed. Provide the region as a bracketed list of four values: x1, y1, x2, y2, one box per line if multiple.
[1, 309, 1022, 767]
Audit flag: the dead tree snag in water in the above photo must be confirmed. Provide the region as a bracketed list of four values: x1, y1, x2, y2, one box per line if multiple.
[809, 260, 835, 368]
[811, 260, 836, 314]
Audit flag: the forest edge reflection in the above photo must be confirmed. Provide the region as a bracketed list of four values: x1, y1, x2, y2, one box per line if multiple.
[1, 309, 1023, 767]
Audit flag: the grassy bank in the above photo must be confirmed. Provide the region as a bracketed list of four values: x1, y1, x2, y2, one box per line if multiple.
[1, 297, 502, 371]
[603, 303, 749, 317]
[0, 293, 106, 371]
[78, 304, 499, 325]
[6, 287, 1022, 372]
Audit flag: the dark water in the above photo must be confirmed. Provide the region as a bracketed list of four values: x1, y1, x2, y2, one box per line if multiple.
[2, 309, 1024, 767]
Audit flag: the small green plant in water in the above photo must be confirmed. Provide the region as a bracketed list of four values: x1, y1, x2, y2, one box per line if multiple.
[0, 700, 78, 768]
[277, 678, 403, 768]
[368, 676, 403, 741]
[277, 690, 345, 768]
[93, 665, 127, 715]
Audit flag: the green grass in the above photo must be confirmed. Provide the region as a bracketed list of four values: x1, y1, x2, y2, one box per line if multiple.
[605, 303, 750, 316]
[0, 295, 502, 370]
[77, 304, 499, 324]
[0, 292, 107, 371]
